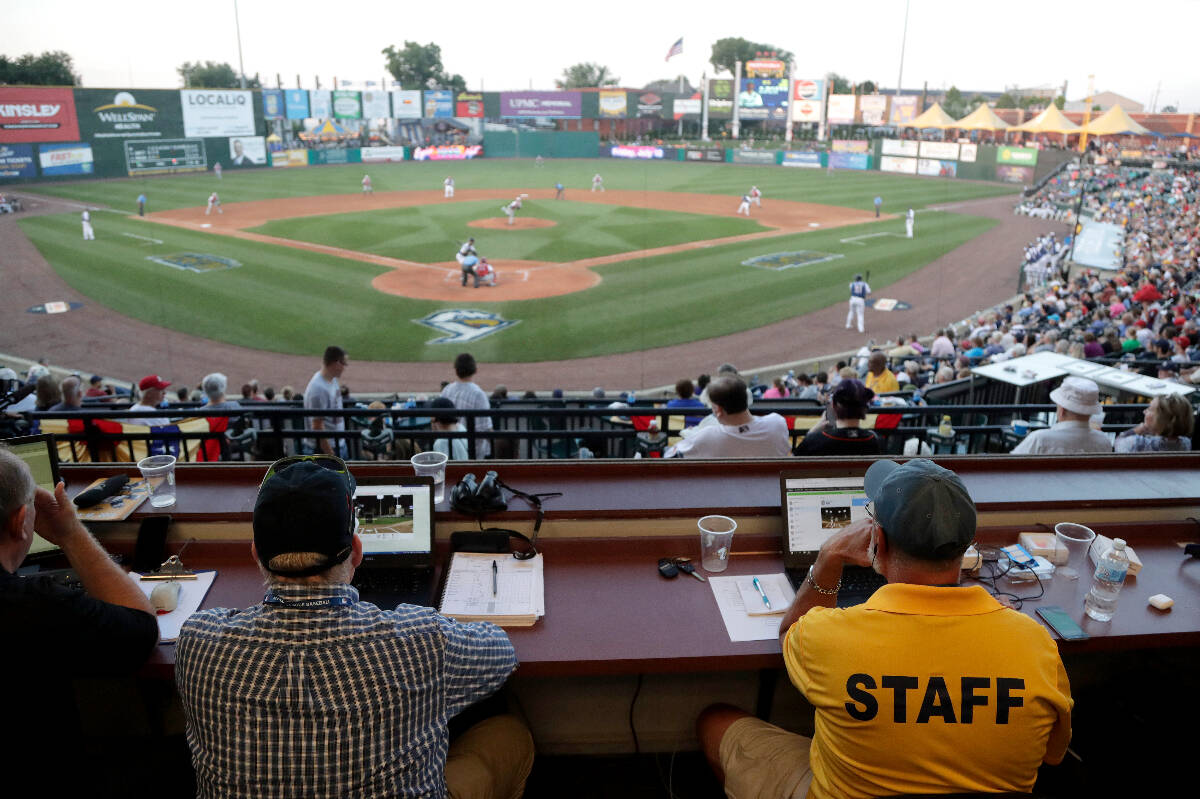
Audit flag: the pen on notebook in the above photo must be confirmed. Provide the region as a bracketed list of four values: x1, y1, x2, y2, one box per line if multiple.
[752, 576, 771, 610]
[492, 559, 498, 597]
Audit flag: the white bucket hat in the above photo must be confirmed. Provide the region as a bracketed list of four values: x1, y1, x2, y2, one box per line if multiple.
[1049, 376, 1103, 416]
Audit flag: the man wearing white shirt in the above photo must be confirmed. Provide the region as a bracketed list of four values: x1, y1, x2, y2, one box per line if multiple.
[667, 376, 790, 458]
[1011, 377, 1111, 455]
[440, 353, 492, 459]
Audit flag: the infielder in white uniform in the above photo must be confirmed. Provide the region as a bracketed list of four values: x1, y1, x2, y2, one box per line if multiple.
[905, 208, 915, 238]
[591, 173, 604, 192]
[444, 176, 455, 199]
[205, 192, 222, 215]
[749, 186, 762, 207]
[846, 274, 871, 333]
[736, 194, 751, 216]
[81, 210, 94, 240]
[502, 197, 522, 226]
[361, 174, 373, 194]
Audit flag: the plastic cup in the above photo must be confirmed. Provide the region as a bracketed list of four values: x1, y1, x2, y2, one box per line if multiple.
[411, 451, 449, 504]
[1012, 419, 1028, 436]
[137, 454, 177, 508]
[699, 515, 737, 572]
[1054, 522, 1096, 580]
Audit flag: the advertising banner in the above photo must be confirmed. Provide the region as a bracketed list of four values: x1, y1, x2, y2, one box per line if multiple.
[361, 90, 390, 119]
[997, 146, 1038, 166]
[745, 59, 786, 77]
[634, 92, 667, 118]
[181, 90, 255, 137]
[413, 144, 482, 161]
[828, 152, 869, 170]
[732, 150, 777, 164]
[959, 143, 978, 163]
[707, 79, 734, 119]
[0, 143, 36, 178]
[75, 89, 183, 142]
[682, 147, 724, 162]
[832, 140, 869, 153]
[738, 78, 789, 121]
[782, 151, 822, 168]
[309, 90, 332, 119]
[456, 93, 484, 118]
[860, 95, 887, 126]
[124, 138, 207, 175]
[918, 141, 960, 160]
[270, 148, 309, 168]
[262, 89, 284, 120]
[228, 135, 266, 166]
[827, 94, 856, 124]
[391, 90, 422, 119]
[918, 158, 957, 177]
[880, 155, 918, 174]
[285, 89, 310, 120]
[881, 139, 919, 157]
[38, 142, 94, 175]
[611, 144, 665, 159]
[0, 87, 80, 143]
[598, 90, 627, 118]
[673, 98, 701, 116]
[423, 90, 453, 118]
[888, 95, 918, 126]
[996, 164, 1034, 183]
[362, 145, 408, 162]
[308, 148, 362, 165]
[500, 91, 581, 117]
[332, 90, 361, 120]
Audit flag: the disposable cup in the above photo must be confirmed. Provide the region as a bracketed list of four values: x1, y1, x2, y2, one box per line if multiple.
[137, 454, 177, 508]
[699, 515, 737, 572]
[411, 451, 449, 504]
[1012, 419, 1028, 436]
[1054, 522, 1096, 580]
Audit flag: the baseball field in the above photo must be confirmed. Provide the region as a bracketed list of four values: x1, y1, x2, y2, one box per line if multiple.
[15, 159, 1017, 364]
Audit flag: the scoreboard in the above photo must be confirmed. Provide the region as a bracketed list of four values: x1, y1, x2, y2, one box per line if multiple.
[124, 138, 207, 175]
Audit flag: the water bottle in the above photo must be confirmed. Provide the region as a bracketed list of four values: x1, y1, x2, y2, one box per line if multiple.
[1084, 538, 1130, 622]
[938, 414, 953, 437]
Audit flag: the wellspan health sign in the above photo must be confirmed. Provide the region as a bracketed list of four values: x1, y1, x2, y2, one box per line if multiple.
[500, 92, 581, 118]
[181, 90, 255, 137]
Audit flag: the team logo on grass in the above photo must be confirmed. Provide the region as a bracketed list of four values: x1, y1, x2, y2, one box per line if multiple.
[416, 310, 519, 344]
[741, 251, 844, 271]
[145, 253, 241, 273]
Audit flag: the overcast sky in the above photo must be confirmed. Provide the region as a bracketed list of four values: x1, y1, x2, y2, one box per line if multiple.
[6, 0, 1197, 112]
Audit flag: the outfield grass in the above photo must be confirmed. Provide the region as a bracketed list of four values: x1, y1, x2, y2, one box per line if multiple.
[248, 200, 766, 263]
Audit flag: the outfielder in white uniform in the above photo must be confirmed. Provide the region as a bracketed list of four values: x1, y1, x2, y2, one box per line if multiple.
[502, 197, 522, 226]
[475, 258, 497, 287]
[81, 210, 94, 240]
[905, 208, 915, 238]
[749, 186, 762, 207]
[362, 174, 372, 194]
[444, 176, 455, 199]
[846, 274, 871, 333]
[205, 192, 222, 215]
[591, 173, 604, 192]
[213, 162, 222, 180]
[736, 194, 751, 216]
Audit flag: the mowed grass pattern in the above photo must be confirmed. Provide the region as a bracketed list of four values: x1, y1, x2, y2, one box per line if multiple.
[248, 201, 766, 263]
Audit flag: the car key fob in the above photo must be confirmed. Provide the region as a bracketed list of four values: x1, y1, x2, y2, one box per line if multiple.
[657, 558, 679, 578]
[674, 559, 706, 582]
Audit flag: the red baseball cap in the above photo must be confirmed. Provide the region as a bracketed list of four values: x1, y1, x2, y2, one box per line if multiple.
[138, 374, 171, 391]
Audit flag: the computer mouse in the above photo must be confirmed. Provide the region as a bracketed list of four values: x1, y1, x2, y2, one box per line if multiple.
[657, 558, 679, 579]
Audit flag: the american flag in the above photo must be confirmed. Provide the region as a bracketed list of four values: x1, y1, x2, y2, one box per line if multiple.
[665, 38, 683, 61]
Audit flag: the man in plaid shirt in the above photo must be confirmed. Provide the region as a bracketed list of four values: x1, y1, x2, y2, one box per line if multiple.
[176, 456, 532, 798]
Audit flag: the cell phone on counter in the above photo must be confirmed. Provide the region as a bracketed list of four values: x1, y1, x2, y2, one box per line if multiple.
[1035, 605, 1089, 641]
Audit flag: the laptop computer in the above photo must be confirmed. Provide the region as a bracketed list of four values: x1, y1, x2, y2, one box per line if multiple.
[351, 478, 437, 608]
[780, 472, 886, 607]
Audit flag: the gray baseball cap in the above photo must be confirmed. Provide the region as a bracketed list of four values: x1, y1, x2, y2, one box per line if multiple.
[864, 459, 976, 560]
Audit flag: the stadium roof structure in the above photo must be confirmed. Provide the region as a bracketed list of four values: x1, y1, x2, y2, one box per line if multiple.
[898, 102, 957, 129]
[1083, 105, 1152, 136]
[955, 104, 1010, 131]
[1012, 105, 1080, 134]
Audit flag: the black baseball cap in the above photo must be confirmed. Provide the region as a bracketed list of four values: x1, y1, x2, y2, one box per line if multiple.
[253, 459, 357, 577]
[864, 459, 976, 560]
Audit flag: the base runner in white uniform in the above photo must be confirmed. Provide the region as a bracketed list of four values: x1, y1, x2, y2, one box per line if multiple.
[846, 274, 871, 333]
[737, 194, 751, 216]
[906, 208, 915, 238]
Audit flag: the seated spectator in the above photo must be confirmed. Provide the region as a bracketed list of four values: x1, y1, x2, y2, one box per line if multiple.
[46, 376, 83, 412]
[665, 378, 705, 428]
[796, 373, 820, 401]
[792, 380, 881, 456]
[863, 352, 899, 394]
[429, 396, 469, 460]
[127, 375, 171, 427]
[762, 376, 787, 399]
[1012, 377, 1112, 455]
[1115, 394, 1193, 452]
[666, 376, 789, 458]
[929, 329, 955, 360]
[84, 375, 107, 399]
[202, 373, 241, 411]
[811, 372, 831, 403]
[34, 375, 60, 411]
[1082, 331, 1106, 359]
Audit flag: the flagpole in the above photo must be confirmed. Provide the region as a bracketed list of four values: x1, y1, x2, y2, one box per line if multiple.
[785, 61, 795, 147]
[678, 73, 684, 138]
[701, 71, 709, 141]
[732, 61, 742, 140]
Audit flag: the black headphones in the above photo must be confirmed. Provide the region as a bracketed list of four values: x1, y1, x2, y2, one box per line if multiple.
[450, 471, 561, 560]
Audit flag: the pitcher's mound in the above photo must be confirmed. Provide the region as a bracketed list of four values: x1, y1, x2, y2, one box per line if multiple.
[468, 217, 557, 230]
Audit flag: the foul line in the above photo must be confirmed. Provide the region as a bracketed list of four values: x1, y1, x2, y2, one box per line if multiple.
[122, 232, 163, 245]
[840, 232, 906, 246]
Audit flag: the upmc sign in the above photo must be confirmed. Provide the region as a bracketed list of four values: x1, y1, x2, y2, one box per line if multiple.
[499, 92, 581, 118]
[0, 88, 80, 143]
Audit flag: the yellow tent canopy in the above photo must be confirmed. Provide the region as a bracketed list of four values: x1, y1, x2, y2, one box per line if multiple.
[1012, 105, 1080, 134]
[898, 102, 958, 129]
[955, 104, 1010, 131]
[1083, 105, 1151, 136]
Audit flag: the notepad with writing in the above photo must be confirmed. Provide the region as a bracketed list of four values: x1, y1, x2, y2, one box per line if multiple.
[439, 553, 544, 627]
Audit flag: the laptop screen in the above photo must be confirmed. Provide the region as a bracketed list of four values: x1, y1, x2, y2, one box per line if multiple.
[3, 435, 62, 560]
[782, 475, 870, 556]
[354, 482, 433, 556]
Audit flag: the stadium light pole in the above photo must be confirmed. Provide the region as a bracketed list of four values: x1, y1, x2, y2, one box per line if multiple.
[895, 0, 910, 97]
[233, 0, 247, 89]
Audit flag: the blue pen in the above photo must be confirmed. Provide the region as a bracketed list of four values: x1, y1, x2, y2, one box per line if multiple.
[752, 576, 771, 610]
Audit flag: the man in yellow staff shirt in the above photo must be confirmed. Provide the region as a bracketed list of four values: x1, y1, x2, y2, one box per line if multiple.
[697, 459, 1072, 799]
[863, 351, 900, 395]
